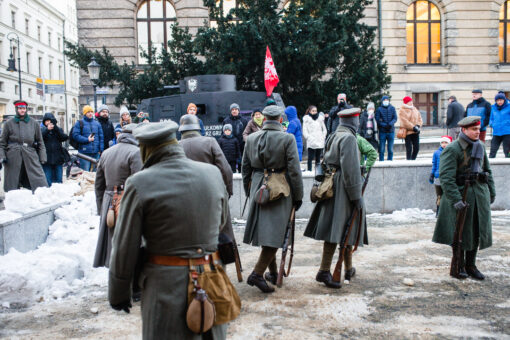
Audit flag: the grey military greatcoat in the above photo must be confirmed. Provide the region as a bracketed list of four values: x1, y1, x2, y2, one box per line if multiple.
[0, 116, 47, 191]
[304, 126, 367, 246]
[109, 143, 229, 340]
[93, 133, 142, 268]
[242, 121, 303, 248]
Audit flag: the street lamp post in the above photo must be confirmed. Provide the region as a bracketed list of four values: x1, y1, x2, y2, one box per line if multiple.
[7, 32, 22, 101]
[87, 57, 101, 113]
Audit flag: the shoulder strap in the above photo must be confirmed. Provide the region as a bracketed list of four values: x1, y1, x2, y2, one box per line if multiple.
[79, 120, 84, 133]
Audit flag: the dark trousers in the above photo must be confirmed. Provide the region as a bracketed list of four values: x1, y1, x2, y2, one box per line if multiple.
[405, 133, 420, 160]
[228, 161, 237, 173]
[378, 131, 394, 161]
[489, 134, 510, 158]
[43, 164, 63, 186]
[307, 148, 322, 171]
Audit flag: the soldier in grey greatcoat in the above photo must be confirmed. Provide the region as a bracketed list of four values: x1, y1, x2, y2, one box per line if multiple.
[93, 124, 142, 269]
[109, 122, 231, 340]
[304, 108, 367, 288]
[242, 105, 303, 293]
[178, 114, 233, 196]
[0, 100, 47, 192]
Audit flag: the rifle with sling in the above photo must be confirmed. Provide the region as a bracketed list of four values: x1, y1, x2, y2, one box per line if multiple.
[232, 233, 243, 282]
[332, 168, 371, 282]
[354, 169, 371, 252]
[276, 207, 296, 288]
[450, 173, 471, 278]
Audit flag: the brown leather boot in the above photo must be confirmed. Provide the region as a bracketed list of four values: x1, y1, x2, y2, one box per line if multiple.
[247, 272, 275, 293]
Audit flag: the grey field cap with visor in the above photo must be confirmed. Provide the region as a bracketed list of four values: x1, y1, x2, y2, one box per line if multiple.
[133, 121, 178, 145]
[262, 105, 284, 118]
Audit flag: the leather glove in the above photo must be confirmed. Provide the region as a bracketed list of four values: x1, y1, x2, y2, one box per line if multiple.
[453, 200, 467, 211]
[293, 200, 302, 211]
[351, 198, 363, 210]
[490, 196, 496, 204]
[413, 125, 420, 134]
[429, 174, 435, 184]
[110, 300, 132, 314]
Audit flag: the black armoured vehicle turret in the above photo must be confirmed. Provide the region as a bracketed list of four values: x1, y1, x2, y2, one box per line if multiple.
[137, 74, 285, 137]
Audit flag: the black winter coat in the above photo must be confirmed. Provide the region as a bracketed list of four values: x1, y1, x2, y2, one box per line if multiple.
[41, 113, 68, 165]
[218, 134, 240, 163]
[223, 115, 248, 148]
[97, 116, 115, 151]
[446, 100, 465, 128]
[327, 103, 353, 135]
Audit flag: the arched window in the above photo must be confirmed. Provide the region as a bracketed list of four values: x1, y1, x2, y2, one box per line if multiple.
[137, 0, 176, 64]
[500, 1, 510, 64]
[406, 1, 441, 64]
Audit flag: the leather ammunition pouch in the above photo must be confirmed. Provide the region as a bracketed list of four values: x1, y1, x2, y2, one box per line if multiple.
[456, 172, 489, 186]
[217, 232, 236, 265]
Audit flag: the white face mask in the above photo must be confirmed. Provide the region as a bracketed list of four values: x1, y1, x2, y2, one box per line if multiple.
[383, 100, 390, 106]
[368, 110, 375, 115]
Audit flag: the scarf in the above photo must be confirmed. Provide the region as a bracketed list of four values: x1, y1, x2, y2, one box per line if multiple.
[459, 132, 484, 173]
[14, 114, 30, 123]
[254, 116, 264, 126]
[140, 139, 178, 163]
[309, 114, 319, 121]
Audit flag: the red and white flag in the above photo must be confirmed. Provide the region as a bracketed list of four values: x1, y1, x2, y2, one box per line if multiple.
[264, 46, 279, 97]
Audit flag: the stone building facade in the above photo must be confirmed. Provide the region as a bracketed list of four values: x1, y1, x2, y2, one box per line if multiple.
[0, 0, 80, 132]
[77, 0, 510, 126]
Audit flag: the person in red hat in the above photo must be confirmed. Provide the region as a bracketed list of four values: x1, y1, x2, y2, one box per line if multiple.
[0, 100, 48, 191]
[429, 135, 453, 216]
[398, 96, 423, 160]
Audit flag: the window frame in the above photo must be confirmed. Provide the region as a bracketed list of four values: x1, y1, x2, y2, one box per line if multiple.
[500, 0, 510, 64]
[136, 0, 177, 64]
[406, 1, 441, 65]
[413, 92, 439, 126]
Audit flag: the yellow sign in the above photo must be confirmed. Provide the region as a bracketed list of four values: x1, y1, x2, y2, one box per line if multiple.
[44, 79, 65, 85]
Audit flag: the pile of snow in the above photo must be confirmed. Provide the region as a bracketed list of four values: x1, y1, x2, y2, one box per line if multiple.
[2, 183, 80, 214]
[368, 208, 436, 223]
[0, 186, 107, 306]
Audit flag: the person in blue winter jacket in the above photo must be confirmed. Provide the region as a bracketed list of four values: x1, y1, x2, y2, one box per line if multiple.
[284, 105, 303, 161]
[429, 135, 452, 216]
[72, 105, 104, 171]
[489, 92, 510, 158]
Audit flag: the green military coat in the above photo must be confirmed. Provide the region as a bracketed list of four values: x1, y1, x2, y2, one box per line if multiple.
[108, 143, 230, 340]
[242, 121, 303, 248]
[432, 138, 495, 250]
[304, 126, 367, 245]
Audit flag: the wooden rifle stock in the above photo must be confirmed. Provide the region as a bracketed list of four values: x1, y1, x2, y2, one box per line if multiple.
[450, 177, 471, 278]
[354, 169, 371, 252]
[276, 207, 296, 288]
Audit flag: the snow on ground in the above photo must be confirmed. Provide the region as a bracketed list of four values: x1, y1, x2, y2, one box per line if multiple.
[0, 184, 106, 307]
[0, 199, 509, 339]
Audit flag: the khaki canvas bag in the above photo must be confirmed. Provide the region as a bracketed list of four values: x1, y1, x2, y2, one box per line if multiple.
[187, 260, 241, 329]
[313, 168, 336, 201]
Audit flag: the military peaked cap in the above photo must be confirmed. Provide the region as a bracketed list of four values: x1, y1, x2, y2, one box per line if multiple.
[14, 100, 27, 107]
[121, 123, 138, 133]
[133, 121, 178, 145]
[458, 116, 481, 128]
[263, 105, 284, 117]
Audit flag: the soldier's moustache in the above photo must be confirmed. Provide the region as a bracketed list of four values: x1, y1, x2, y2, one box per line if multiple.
[140, 139, 178, 163]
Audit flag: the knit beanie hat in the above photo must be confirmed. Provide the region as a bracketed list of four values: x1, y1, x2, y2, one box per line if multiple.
[119, 106, 130, 115]
[223, 124, 232, 132]
[266, 99, 276, 107]
[187, 103, 197, 114]
[403, 96, 413, 105]
[83, 105, 94, 115]
[495, 92, 506, 101]
[98, 104, 109, 113]
[440, 135, 452, 144]
[230, 103, 240, 111]
[367, 102, 375, 110]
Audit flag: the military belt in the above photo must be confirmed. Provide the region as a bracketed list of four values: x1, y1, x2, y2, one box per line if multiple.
[253, 167, 285, 173]
[456, 172, 489, 185]
[8, 142, 31, 148]
[149, 251, 221, 267]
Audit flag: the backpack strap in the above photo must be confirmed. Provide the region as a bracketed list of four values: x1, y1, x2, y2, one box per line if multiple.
[79, 120, 84, 134]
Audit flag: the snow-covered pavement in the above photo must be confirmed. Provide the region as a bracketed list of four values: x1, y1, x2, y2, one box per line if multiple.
[0, 188, 509, 339]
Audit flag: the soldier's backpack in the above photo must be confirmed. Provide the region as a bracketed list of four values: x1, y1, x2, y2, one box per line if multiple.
[69, 120, 84, 150]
